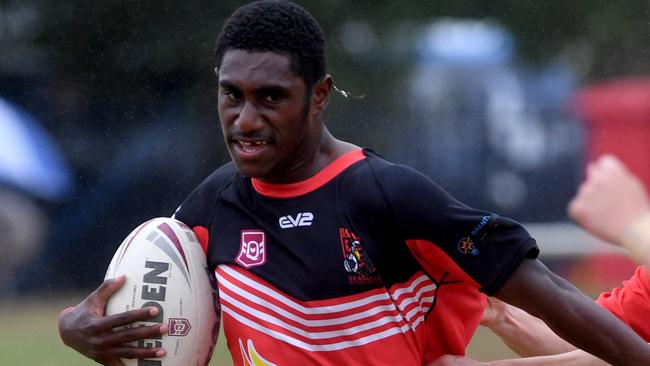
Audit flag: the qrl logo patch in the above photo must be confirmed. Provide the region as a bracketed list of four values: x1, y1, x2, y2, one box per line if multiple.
[236, 230, 266, 268]
[168, 318, 191, 336]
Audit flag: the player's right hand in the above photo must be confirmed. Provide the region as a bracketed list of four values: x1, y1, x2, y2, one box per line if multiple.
[58, 276, 168, 366]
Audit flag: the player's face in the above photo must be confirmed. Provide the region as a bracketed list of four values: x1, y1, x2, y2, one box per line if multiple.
[217, 50, 324, 183]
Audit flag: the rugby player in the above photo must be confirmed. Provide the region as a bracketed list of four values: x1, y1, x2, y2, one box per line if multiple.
[58, 2, 650, 365]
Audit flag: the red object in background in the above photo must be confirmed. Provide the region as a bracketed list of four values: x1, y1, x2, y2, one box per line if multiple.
[564, 254, 638, 296]
[573, 77, 650, 188]
[571, 78, 650, 289]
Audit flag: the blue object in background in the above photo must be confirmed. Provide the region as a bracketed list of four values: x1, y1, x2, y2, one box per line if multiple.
[0, 97, 72, 201]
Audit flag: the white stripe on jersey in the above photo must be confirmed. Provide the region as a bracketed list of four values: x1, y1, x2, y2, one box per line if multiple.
[217, 265, 436, 350]
[219, 265, 390, 313]
[222, 304, 414, 352]
[390, 274, 435, 300]
[221, 291, 408, 339]
[218, 274, 402, 327]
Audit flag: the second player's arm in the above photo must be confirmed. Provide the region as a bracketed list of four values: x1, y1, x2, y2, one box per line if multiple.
[495, 258, 650, 366]
[430, 351, 609, 366]
[480, 297, 573, 357]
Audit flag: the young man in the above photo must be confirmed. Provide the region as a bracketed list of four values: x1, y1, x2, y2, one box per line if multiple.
[432, 155, 650, 366]
[58, 2, 650, 365]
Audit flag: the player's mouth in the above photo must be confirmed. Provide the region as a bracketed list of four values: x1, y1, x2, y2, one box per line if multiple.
[233, 139, 271, 159]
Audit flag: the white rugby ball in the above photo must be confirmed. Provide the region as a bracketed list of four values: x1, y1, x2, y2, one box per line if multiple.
[105, 217, 219, 366]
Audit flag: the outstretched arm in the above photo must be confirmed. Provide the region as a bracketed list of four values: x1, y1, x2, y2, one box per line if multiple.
[480, 297, 572, 357]
[494, 258, 650, 366]
[429, 351, 609, 366]
[58, 276, 167, 366]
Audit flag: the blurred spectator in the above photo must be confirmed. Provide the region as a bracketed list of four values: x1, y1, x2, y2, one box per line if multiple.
[391, 19, 583, 221]
[0, 187, 47, 297]
[0, 96, 72, 301]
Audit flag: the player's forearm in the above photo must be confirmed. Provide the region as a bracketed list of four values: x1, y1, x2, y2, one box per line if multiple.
[498, 259, 650, 366]
[529, 277, 650, 365]
[485, 350, 608, 366]
[486, 304, 573, 357]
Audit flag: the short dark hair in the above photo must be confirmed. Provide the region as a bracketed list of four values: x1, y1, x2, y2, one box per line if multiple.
[214, 0, 326, 88]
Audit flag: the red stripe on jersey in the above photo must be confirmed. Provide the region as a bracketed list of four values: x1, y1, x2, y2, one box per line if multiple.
[216, 264, 434, 352]
[219, 264, 390, 307]
[405, 239, 486, 363]
[221, 301, 409, 348]
[388, 272, 436, 326]
[217, 263, 489, 365]
[251, 148, 365, 198]
[191, 225, 209, 254]
[219, 286, 403, 334]
[223, 310, 423, 366]
[217, 265, 400, 322]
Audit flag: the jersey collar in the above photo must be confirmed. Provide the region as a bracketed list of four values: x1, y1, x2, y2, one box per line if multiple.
[251, 148, 365, 198]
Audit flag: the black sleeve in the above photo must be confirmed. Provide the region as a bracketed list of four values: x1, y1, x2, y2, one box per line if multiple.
[173, 163, 237, 229]
[374, 161, 539, 295]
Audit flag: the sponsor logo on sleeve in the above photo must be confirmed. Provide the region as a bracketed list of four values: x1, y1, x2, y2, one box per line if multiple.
[471, 214, 497, 239]
[457, 214, 497, 256]
[457, 236, 479, 256]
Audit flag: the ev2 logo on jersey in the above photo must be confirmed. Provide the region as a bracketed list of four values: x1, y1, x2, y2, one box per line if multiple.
[278, 212, 314, 229]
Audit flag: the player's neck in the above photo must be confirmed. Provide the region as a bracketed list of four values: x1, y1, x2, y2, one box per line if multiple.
[255, 128, 359, 185]
[315, 128, 360, 171]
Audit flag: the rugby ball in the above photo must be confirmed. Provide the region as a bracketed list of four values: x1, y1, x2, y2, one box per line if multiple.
[104, 217, 219, 366]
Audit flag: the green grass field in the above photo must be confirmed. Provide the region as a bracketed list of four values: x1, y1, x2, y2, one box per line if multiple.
[0, 294, 227, 366]
[0, 293, 518, 365]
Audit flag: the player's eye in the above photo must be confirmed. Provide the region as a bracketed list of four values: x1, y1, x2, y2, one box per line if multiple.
[264, 92, 282, 104]
[222, 88, 242, 102]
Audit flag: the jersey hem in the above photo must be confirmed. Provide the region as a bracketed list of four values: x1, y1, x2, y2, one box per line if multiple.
[480, 237, 539, 296]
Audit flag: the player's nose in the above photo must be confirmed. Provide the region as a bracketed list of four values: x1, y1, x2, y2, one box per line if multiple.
[234, 101, 263, 133]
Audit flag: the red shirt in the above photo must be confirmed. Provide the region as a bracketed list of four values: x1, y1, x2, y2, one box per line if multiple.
[597, 265, 650, 341]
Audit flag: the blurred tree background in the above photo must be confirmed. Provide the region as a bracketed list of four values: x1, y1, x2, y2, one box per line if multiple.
[1, 0, 649, 293]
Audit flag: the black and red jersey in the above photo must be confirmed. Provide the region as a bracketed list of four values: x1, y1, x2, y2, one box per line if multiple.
[174, 148, 538, 365]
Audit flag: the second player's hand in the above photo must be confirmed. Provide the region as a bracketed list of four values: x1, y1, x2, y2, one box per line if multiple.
[568, 154, 650, 245]
[58, 276, 168, 366]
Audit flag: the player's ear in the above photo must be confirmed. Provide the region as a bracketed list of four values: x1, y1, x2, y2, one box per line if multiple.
[310, 74, 332, 120]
